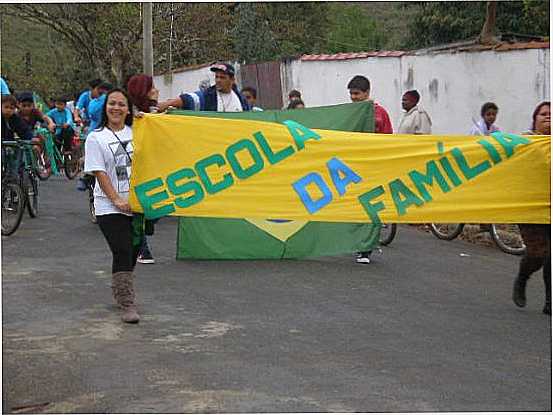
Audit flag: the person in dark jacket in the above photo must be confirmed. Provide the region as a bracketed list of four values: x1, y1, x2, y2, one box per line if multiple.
[2, 94, 33, 141]
[157, 63, 250, 113]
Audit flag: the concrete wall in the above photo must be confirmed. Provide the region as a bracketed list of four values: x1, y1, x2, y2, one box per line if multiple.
[155, 48, 550, 134]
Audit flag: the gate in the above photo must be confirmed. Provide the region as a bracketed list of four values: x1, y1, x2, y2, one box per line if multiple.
[240, 61, 283, 110]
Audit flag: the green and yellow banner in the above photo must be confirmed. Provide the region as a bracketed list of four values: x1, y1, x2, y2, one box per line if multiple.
[130, 114, 550, 224]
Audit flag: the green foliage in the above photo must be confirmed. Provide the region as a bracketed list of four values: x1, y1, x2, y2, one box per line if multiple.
[325, 4, 386, 53]
[403, 1, 550, 49]
[230, 3, 277, 63]
[0, 15, 94, 99]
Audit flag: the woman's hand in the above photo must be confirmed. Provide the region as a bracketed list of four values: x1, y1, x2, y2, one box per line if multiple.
[113, 197, 131, 213]
[135, 111, 145, 118]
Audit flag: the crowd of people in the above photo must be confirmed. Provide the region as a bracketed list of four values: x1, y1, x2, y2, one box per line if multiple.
[1, 62, 550, 323]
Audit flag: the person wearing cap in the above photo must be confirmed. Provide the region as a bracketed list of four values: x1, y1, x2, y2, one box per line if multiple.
[157, 63, 250, 113]
[397, 90, 432, 134]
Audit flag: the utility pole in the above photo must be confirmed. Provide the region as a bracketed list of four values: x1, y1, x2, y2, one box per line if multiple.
[143, 2, 153, 76]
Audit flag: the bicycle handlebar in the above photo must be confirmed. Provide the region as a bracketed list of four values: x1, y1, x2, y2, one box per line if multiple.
[2, 140, 35, 146]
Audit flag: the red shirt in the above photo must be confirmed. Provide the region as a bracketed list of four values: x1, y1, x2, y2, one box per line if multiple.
[375, 102, 393, 134]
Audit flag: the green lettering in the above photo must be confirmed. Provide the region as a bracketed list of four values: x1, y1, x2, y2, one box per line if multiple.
[226, 139, 265, 180]
[282, 120, 321, 150]
[389, 178, 424, 216]
[167, 168, 204, 208]
[477, 139, 502, 164]
[134, 178, 175, 219]
[253, 131, 295, 165]
[491, 132, 531, 158]
[451, 148, 491, 180]
[438, 156, 462, 187]
[195, 154, 234, 194]
[408, 160, 451, 202]
[358, 186, 386, 225]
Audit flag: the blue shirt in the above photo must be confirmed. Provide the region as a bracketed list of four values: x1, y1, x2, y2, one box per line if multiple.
[0, 77, 10, 95]
[76, 90, 92, 121]
[46, 108, 74, 136]
[88, 94, 106, 133]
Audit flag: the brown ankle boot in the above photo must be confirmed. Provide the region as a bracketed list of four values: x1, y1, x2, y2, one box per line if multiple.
[112, 271, 140, 324]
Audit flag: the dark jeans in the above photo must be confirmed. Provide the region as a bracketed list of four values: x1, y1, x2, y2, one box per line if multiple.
[97, 214, 139, 273]
[55, 126, 74, 153]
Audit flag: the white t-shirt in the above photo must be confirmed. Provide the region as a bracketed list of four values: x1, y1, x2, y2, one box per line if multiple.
[217, 90, 243, 112]
[84, 125, 133, 216]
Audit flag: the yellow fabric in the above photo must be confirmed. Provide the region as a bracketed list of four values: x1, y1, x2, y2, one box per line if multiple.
[244, 218, 309, 242]
[130, 114, 551, 224]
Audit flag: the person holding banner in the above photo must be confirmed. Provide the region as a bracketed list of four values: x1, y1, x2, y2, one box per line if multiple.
[127, 74, 160, 265]
[157, 63, 249, 113]
[348, 75, 393, 264]
[84, 88, 140, 324]
[513, 101, 551, 315]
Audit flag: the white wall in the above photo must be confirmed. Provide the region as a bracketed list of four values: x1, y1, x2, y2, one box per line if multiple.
[287, 48, 550, 134]
[155, 48, 550, 135]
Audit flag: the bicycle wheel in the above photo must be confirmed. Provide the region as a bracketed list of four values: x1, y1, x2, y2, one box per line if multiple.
[24, 172, 39, 218]
[2, 181, 25, 236]
[429, 223, 465, 240]
[63, 148, 80, 179]
[379, 223, 397, 246]
[490, 224, 526, 255]
[35, 147, 51, 181]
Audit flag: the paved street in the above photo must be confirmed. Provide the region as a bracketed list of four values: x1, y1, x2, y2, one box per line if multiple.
[2, 176, 551, 413]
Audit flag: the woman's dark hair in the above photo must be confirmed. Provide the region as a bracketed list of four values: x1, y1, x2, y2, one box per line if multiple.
[98, 88, 133, 131]
[480, 102, 498, 117]
[531, 101, 550, 132]
[287, 99, 305, 110]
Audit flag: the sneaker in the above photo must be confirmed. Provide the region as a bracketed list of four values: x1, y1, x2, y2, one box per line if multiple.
[356, 251, 372, 264]
[137, 245, 155, 264]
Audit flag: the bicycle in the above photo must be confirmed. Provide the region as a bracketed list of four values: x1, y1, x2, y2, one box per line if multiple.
[379, 223, 397, 246]
[34, 127, 82, 180]
[1, 144, 25, 236]
[429, 223, 525, 255]
[1, 140, 40, 234]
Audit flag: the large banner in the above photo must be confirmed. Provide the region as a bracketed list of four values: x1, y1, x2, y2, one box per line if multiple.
[172, 102, 378, 260]
[130, 114, 550, 224]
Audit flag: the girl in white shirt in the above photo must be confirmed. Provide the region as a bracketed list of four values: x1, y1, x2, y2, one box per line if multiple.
[84, 88, 140, 324]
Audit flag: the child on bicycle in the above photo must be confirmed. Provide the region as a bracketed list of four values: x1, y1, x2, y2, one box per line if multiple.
[17, 92, 55, 132]
[2, 95, 33, 141]
[46, 97, 75, 154]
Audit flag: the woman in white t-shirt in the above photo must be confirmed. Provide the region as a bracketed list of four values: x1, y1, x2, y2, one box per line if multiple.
[84, 88, 140, 324]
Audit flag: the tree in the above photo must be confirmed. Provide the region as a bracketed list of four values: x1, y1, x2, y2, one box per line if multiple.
[325, 4, 386, 53]
[230, 3, 277, 63]
[402, 1, 550, 50]
[2, 3, 143, 86]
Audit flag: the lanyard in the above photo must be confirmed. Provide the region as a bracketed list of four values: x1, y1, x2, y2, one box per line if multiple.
[109, 127, 132, 163]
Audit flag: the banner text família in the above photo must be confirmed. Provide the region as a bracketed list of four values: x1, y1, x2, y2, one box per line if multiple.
[129, 114, 550, 224]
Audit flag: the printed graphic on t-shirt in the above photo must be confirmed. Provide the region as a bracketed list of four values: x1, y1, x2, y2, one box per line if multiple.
[108, 140, 132, 193]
